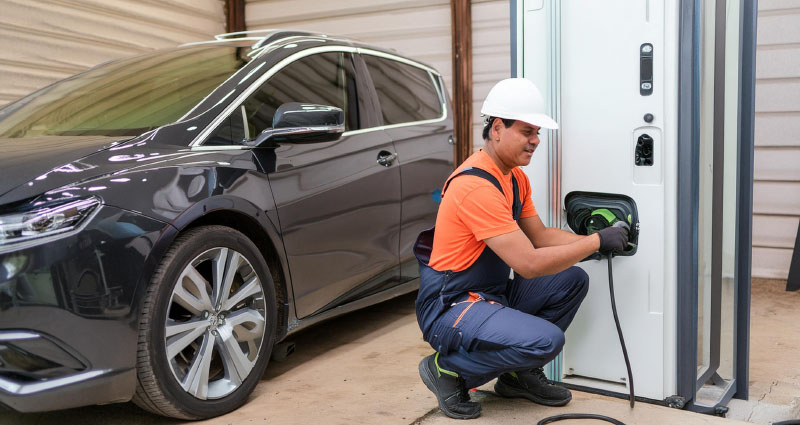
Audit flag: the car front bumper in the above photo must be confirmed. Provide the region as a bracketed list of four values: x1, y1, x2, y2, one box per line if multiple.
[0, 205, 173, 412]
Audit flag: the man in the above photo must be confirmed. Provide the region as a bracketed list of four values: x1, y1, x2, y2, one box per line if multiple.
[414, 78, 629, 419]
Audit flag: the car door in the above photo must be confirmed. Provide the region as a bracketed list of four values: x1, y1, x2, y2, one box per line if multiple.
[239, 50, 401, 319]
[359, 53, 454, 283]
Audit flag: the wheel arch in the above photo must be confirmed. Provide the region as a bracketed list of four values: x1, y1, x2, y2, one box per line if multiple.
[182, 208, 291, 341]
[131, 195, 293, 343]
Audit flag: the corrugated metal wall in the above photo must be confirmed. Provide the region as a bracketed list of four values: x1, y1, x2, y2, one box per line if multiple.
[752, 0, 800, 278]
[0, 0, 226, 107]
[471, 0, 510, 151]
[246, 0, 511, 150]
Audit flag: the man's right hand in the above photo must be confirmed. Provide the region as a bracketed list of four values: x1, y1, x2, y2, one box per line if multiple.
[597, 221, 630, 253]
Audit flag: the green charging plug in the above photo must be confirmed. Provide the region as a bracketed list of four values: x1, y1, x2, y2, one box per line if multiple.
[587, 208, 636, 249]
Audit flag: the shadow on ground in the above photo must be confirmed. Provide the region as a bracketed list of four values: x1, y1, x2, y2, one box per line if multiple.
[0, 292, 419, 425]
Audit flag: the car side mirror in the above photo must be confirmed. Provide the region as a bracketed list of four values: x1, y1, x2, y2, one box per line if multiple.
[249, 103, 345, 146]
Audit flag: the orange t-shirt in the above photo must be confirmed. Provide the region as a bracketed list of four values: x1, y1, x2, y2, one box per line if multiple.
[428, 151, 538, 272]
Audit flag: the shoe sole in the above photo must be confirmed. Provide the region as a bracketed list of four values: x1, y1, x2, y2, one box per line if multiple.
[418, 358, 481, 420]
[494, 378, 572, 407]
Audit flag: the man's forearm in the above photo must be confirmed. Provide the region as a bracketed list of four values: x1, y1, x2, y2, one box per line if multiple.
[532, 227, 586, 248]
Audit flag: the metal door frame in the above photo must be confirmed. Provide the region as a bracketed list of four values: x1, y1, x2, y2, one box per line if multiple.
[512, 0, 757, 413]
[676, 0, 756, 413]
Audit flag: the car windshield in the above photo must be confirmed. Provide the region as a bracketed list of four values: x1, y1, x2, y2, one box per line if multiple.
[0, 44, 254, 138]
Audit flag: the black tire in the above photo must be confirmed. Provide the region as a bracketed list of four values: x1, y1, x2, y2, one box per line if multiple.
[133, 225, 277, 419]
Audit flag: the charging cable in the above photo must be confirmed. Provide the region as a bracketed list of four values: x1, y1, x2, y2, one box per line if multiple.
[536, 254, 633, 425]
[607, 255, 635, 408]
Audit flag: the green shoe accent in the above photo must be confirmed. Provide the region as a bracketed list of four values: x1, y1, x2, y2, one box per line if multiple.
[509, 371, 519, 379]
[434, 353, 459, 378]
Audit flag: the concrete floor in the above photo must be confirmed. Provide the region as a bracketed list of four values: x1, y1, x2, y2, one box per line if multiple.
[727, 278, 800, 423]
[2, 279, 797, 424]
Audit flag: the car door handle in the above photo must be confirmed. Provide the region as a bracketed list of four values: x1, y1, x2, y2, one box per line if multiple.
[377, 151, 397, 167]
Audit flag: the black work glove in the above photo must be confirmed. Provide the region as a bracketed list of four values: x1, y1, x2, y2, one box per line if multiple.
[596, 221, 630, 254]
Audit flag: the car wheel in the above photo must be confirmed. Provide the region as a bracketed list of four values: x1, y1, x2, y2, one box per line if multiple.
[133, 225, 276, 419]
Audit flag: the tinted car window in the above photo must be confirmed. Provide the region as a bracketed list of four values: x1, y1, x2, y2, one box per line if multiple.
[206, 105, 248, 146]
[362, 55, 442, 126]
[207, 52, 358, 146]
[0, 45, 253, 138]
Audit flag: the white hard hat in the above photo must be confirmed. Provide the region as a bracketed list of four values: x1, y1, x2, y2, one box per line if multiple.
[481, 78, 558, 129]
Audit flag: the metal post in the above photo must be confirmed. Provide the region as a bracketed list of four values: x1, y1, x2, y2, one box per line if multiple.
[225, 0, 245, 33]
[450, 0, 473, 167]
[694, 0, 728, 392]
[787, 224, 800, 291]
[676, 0, 701, 404]
[733, 0, 757, 400]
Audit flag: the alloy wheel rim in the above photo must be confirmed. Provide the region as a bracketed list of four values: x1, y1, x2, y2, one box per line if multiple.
[165, 247, 267, 400]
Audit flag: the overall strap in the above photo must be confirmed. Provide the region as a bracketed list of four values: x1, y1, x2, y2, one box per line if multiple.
[442, 167, 502, 195]
[415, 167, 524, 265]
[442, 167, 523, 221]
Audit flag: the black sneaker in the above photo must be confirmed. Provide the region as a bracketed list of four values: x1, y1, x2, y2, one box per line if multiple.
[494, 367, 572, 406]
[418, 353, 482, 419]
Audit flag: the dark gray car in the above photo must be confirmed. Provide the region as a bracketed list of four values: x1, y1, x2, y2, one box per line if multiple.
[0, 30, 453, 419]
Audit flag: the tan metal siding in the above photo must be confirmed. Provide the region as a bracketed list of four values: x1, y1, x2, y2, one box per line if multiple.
[471, 0, 511, 151]
[245, 0, 453, 98]
[753, 1, 800, 278]
[753, 215, 799, 249]
[0, 0, 225, 106]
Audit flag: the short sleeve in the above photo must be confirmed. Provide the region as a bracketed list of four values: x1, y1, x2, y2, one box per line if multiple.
[456, 186, 520, 241]
[517, 171, 538, 219]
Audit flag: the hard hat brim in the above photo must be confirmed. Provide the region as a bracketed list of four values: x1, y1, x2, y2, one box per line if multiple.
[516, 113, 559, 130]
[482, 110, 559, 130]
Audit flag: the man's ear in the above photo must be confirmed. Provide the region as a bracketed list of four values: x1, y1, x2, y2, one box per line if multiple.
[492, 118, 503, 140]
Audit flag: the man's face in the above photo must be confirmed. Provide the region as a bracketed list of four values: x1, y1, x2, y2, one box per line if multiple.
[494, 119, 541, 168]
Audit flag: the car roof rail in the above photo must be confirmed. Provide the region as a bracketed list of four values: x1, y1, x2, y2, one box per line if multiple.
[180, 29, 326, 48]
[214, 29, 282, 40]
[184, 29, 380, 55]
[214, 29, 327, 43]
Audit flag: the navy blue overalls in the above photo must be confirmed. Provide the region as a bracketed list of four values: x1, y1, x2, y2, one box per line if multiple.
[414, 168, 589, 389]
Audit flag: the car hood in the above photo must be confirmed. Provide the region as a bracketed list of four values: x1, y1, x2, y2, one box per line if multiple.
[0, 135, 120, 200]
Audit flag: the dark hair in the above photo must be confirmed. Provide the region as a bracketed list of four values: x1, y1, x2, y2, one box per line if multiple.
[482, 116, 515, 141]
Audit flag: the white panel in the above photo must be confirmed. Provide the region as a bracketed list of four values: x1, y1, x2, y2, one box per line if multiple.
[753, 215, 800, 249]
[752, 247, 793, 279]
[0, 0, 225, 106]
[471, 0, 511, 152]
[757, 12, 800, 46]
[753, 182, 800, 215]
[755, 112, 800, 146]
[555, 0, 672, 401]
[245, 0, 453, 101]
[754, 148, 800, 181]
[520, 0, 555, 226]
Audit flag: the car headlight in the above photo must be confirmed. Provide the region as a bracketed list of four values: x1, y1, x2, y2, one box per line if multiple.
[0, 197, 101, 249]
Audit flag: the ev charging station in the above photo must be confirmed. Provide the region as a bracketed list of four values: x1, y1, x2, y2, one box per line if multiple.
[511, 0, 757, 414]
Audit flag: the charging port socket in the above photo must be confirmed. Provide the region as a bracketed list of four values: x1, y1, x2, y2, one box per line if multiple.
[635, 134, 654, 166]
